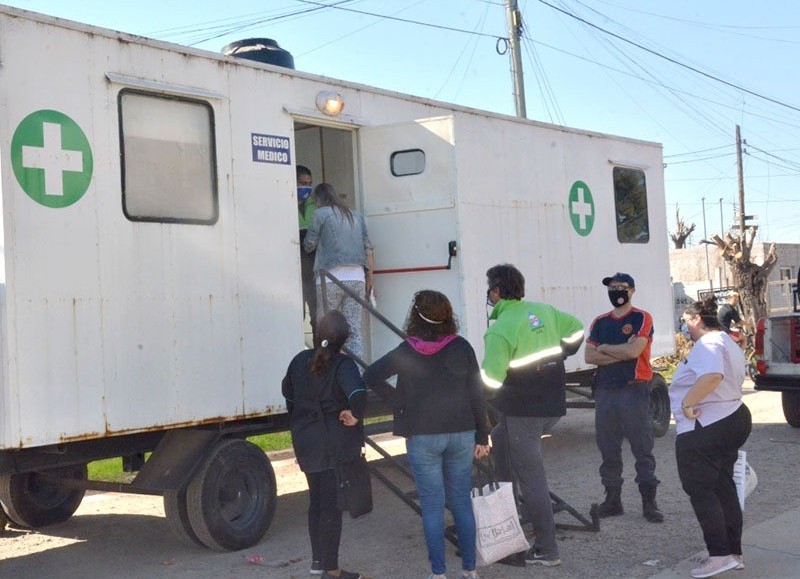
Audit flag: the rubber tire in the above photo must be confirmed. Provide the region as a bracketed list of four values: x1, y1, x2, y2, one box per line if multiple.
[782, 391, 800, 428]
[0, 464, 87, 528]
[0, 502, 8, 530]
[186, 439, 277, 551]
[164, 489, 204, 547]
[649, 374, 671, 438]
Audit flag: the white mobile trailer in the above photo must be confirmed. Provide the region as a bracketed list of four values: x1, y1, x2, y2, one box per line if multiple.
[0, 6, 673, 547]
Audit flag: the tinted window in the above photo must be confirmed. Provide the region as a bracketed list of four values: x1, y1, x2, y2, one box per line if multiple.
[613, 167, 649, 243]
[390, 149, 425, 177]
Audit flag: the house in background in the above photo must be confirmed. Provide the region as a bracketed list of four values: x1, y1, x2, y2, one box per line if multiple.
[669, 242, 800, 330]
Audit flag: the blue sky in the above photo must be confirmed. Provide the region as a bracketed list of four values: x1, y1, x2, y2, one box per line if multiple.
[5, 0, 799, 246]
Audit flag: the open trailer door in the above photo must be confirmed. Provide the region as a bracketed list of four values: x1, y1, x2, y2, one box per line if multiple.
[358, 116, 461, 360]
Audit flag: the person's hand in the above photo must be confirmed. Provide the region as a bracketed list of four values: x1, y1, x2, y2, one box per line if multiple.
[474, 444, 490, 460]
[682, 405, 702, 420]
[366, 277, 376, 300]
[339, 409, 358, 426]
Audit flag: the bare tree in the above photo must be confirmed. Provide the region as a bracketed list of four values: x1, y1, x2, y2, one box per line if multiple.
[708, 227, 778, 327]
[670, 207, 696, 249]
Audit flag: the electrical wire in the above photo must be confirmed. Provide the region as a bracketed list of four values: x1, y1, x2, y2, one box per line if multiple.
[433, 1, 493, 100]
[520, 28, 566, 123]
[664, 145, 733, 158]
[665, 153, 737, 166]
[535, 0, 800, 114]
[294, 0, 505, 40]
[295, 0, 428, 57]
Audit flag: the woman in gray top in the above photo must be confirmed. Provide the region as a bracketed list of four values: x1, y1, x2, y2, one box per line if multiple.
[303, 183, 374, 361]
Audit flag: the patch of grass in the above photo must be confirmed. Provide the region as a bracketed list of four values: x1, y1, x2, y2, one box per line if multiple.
[86, 416, 395, 480]
[88, 457, 132, 483]
[248, 431, 293, 452]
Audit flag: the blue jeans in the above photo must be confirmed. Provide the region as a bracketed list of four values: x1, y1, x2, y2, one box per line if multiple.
[406, 431, 476, 575]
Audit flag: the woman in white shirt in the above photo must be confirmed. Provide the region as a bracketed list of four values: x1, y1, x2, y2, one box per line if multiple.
[671, 296, 752, 579]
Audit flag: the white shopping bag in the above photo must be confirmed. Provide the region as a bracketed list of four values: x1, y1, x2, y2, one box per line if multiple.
[471, 481, 530, 567]
[733, 450, 758, 511]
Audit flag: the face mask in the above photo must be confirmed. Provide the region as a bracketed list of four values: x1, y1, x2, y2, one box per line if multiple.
[485, 288, 498, 328]
[608, 288, 630, 307]
[297, 186, 313, 202]
[680, 322, 692, 341]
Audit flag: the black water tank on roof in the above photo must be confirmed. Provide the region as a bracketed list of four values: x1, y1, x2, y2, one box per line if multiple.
[221, 38, 295, 69]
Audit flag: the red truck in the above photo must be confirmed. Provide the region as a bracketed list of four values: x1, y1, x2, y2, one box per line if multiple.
[753, 276, 800, 427]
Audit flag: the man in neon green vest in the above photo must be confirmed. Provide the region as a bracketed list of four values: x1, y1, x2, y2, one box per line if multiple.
[297, 165, 317, 339]
[481, 263, 584, 567]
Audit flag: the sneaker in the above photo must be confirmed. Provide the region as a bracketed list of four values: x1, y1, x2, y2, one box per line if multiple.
[461, 571, 478, 579]
[310, 560, 323, 575]
[525, 549, 562, 567]
[733, 555, 744, 570]
[321, 571, 362, 579]
[690, 555, 739, 578]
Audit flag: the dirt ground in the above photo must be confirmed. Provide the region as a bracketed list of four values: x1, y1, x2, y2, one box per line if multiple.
[1, 384, 797, 579]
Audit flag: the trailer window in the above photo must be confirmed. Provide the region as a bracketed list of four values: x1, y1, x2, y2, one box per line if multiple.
[613, 167, 649, 243]
[119, 90, 218, 224]
[390, 149, 425, 177]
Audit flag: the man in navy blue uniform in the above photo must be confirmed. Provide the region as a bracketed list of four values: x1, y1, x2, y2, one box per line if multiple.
[585, 273, 663, 523]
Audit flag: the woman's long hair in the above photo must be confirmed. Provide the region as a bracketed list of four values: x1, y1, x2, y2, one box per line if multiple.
[404, 290, 458, 341]
[314, 183, 354, 226]
[684, 295, 723, 331]
[310, 310, 351, 376]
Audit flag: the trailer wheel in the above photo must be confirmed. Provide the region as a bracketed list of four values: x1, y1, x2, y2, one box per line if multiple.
[164, 489, 204, 547]
[186, 439, 276, 551]
[0, 464, 87, 528]
[782, 391, 800, 428]
[649, 374, 671, 438]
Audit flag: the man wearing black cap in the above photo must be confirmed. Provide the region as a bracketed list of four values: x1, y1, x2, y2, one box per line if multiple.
[585, 273, 663, 523]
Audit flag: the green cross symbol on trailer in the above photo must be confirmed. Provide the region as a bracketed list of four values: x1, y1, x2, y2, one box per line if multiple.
[11, 109, 93, 208]
[569, 180, 594, 236]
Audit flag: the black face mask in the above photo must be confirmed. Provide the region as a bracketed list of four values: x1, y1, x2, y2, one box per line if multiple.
[608, 289, 631, 307]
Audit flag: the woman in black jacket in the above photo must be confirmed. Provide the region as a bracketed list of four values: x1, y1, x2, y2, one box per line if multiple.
[282, 310, 366, 579]
[364, 290, 490, 579]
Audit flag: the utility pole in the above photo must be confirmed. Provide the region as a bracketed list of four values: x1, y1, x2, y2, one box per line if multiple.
[719, 197, 727, 285]
[707, 126, 778, 325]
[736, 124, 746, 252]
[702, 197, 713, 290]
[504, 0, 527, 118]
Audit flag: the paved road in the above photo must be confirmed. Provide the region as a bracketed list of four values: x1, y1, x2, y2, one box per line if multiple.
[1, 385, 797, 579]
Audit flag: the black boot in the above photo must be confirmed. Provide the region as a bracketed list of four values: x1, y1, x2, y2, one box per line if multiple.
[640, 484, 664, 523]
[596, 486, 623, 518]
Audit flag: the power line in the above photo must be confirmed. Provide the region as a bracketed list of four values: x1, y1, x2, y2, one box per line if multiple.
[587, 0, 800, 33]
[294, 0, 505, 40]
[664, 145, 733, 158]
[171, 1, 361, 46]
[535, 0, 800, 114]
[433, 1, 493, 100]
[746, 143, 800, 172]
[296, 0, 428, 58]
[665, 152, 736, 166]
